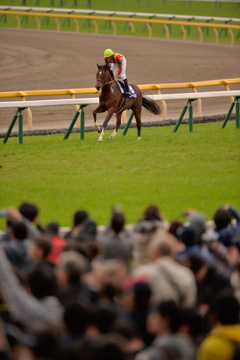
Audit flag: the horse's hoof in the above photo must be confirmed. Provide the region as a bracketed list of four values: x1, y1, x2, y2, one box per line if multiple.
[109, 136, 114, 140]
[97, 138, 102, 142]
[137, 137, 141, 141]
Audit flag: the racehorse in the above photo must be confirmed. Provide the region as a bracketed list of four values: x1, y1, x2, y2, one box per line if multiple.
[93, 64, 160, 141]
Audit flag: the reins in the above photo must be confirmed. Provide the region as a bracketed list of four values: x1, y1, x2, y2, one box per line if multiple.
[95, 79, 115, 93]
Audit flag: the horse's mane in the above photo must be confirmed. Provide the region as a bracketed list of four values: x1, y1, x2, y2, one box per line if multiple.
[98, 64, 114, 80]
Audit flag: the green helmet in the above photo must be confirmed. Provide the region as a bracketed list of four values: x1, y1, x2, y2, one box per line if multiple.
[104, 49, 114, 58]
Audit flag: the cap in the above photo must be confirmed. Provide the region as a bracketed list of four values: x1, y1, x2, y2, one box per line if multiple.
[104, 49, 114, 57]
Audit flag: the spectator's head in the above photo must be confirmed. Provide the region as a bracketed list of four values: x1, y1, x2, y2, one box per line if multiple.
[209, 294, 240, 325]
[121, 278, 151, 311]
[142, 205, 163, 221]
[186, 254, 208, 281]
[63, 302, 89, 337]
[56, 250, 87, 286]
[27, 265, 58, 299]
[29, 237, 52, 261]
[11, 221, 28, 241]
[178, 226, 197, 247]
[178, 308, 204, 338]
[168, 220, 183, 238]
[213, 208, 232, 231]
[45, 222, 59, 236]
[133, 281, 152, 308]
[147, 300, 182, 336]
[74, 210, 88, 227]
[31, 327, 60, 360]
[77, 219, 97, 241]
[114, 319, 145, 354]
[73, 335, 126, 360]
[111, 212, 125, 234]
[147, 230, 185, 261]
[187, 213, 206, 239]
[19, 202, 39, 222]
[89, 304, 117, 334]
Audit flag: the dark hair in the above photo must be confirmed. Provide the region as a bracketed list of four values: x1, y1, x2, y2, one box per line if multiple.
[111, 213, 125, 234]
[180, 308, 204, 337]
[187, 254, 206, 274]
[64, 261, 82, 285]
[63, 302, 89, 336]
[133, 281, 152, 308]
[90, 304, 117, 334]
[27, 265, 58, 299]
[114, 319, 141, 340]
[73, 335, 126, 360]
[74, 210, 88, 227]
[210, 295, 240, 325]
[12, 221, 28, 241]
[158, 242, 172, 256]
[179, 226, 197, 247]
[143, 205, 163, 221]
[213, 209, 232, 231]
[33, 237, 52, 258]
[19, 202, 38, 222]
[157, 301, 182, 333]
[32, 327, 60, 359]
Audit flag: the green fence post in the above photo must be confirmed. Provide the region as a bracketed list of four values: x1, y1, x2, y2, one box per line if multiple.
[63, 108, 80, 139]
[18, 113, 23, 144]
[189, 102, 193, 132]
[173, 104, 188, 132]
[122, 111, 134, 136]
[79, 105, 88, 140]
[3, 114, 18, 144]
[236, 101, 240, 129]
[221, 102, 235, 129]
[80, 110, 84, 140]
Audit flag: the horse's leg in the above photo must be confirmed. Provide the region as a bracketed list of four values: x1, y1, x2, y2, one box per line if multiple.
[134, 108, 142, 140]
[109, 112, 122, 140]
[98, 109, 114, 142]
[93, 105, 106, 133]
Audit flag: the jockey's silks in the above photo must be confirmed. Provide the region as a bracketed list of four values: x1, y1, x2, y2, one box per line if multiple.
[104, 53, 124, 76]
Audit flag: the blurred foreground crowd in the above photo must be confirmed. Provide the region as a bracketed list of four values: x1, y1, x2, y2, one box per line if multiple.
[0, 202, 240, 360]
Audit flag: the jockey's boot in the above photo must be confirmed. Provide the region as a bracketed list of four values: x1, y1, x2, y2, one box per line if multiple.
[124, 79, 131, 96]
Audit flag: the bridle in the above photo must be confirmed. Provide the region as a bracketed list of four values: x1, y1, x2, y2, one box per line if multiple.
[96, 69, 115, 92]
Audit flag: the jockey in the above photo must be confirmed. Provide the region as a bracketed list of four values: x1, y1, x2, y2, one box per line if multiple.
[104, 49, 131, 96]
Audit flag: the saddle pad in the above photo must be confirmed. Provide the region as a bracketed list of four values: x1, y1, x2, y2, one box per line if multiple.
[117, 81, 137, 98]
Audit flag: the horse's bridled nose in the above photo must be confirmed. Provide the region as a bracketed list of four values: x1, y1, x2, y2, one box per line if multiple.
[96, 86, 101, 91]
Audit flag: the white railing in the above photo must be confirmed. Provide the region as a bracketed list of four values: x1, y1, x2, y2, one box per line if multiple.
[0, 6, 239, 23]
[0, 90, 239, 109]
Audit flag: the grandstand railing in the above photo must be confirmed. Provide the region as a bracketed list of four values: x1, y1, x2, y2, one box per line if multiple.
[0, 6, 239, 23]
[0, 78, 239, 130]
[0, 10, 240, 44]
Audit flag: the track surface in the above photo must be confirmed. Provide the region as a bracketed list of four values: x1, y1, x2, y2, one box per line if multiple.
[0, 28, 239, 133]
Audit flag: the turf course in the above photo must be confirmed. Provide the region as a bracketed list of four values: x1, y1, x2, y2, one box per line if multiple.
[0, 0, 239, 44]
[0, 121, 239, 230]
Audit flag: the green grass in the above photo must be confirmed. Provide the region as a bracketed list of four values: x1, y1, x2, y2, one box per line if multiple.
[0, 0, 239, 45]
[0, 121, 239, 230]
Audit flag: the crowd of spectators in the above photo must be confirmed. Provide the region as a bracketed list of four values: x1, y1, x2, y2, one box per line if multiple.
[0, 202, 239, 360]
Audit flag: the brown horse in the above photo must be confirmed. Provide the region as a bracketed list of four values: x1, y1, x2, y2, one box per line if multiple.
[93, 64, 160, 141]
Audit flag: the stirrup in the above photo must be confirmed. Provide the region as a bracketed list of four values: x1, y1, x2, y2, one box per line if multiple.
[126, 90, 131, 96]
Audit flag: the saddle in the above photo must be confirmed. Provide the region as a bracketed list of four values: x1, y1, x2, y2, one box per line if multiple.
[116, 81, 137, 98]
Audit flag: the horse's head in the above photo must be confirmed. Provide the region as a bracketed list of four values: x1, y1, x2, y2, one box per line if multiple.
[95, 63, 114, 91]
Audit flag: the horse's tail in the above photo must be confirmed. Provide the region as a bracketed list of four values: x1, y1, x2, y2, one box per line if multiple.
[142, 96, 161, 115]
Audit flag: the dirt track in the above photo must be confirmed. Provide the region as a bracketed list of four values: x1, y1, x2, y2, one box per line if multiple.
[0, 28, 239, 133]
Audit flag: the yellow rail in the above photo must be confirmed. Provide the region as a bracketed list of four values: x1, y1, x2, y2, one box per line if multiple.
[1, 10, 240, 43]
[1, 79, 239, 99]
[1, 11, 240, 29]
